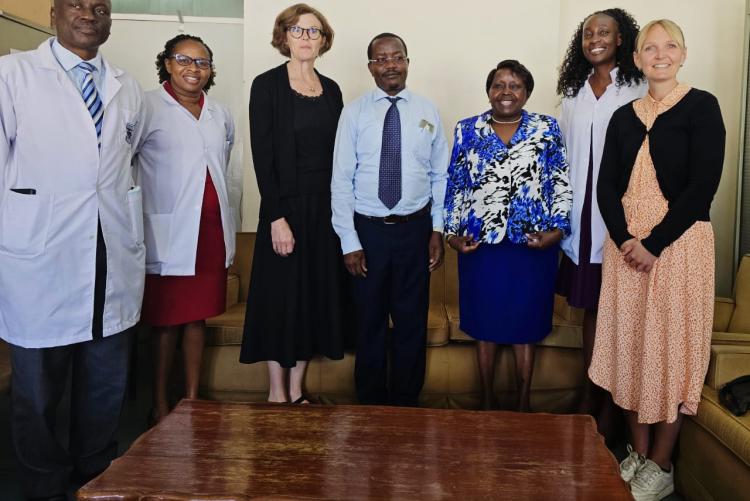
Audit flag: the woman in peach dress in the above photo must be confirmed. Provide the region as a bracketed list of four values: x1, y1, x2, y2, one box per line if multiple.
[590, 19, 725, 501]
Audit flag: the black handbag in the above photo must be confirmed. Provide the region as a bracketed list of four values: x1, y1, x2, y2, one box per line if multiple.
[719, 374, 750, 416]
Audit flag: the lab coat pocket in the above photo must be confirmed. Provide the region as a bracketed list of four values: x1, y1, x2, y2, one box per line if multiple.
[144, 213, 171, 265]
[126, 186, 144, 247]
[118, 109, 138, 147]
[0, 190, 53, 257]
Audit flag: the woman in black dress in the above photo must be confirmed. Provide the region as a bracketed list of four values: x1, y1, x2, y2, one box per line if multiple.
[240, 3, 353, 403]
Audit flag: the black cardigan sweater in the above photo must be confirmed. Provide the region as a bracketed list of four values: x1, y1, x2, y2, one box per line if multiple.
[597, 88, 725, 257]
[249, 62, 343, 222]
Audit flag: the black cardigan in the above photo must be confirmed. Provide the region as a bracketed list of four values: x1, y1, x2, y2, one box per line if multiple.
[249, 62, 343, 222]
[597, 88, 725, 257]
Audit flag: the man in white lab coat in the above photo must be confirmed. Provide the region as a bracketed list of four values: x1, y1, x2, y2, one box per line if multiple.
[0, 1, 145, 499]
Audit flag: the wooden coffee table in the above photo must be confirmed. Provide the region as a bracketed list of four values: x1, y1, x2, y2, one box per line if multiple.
[77, 400, 631, 500]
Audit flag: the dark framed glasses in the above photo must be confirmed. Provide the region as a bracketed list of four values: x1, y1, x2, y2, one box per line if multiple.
[287, 25, 323, 40]
[168, 53, 213, 70]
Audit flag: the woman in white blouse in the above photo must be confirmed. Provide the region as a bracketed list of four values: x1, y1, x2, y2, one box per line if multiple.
[137, 34, 235, 424]
[556, 8, 646, 428]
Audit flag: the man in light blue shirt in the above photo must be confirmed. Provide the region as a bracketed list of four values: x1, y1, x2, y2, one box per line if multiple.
[331, 32, 448, 406]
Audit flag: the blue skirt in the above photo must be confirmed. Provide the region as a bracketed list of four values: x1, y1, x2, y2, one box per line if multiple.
[458, 238, 558, 344]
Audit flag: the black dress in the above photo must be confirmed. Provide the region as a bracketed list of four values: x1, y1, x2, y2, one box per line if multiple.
[240, 89, 354, 368]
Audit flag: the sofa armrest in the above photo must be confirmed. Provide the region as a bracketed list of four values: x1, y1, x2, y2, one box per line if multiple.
[705, 344, 750, 390]
[711, 331, 750, 347]
[713, 297, 735, 333]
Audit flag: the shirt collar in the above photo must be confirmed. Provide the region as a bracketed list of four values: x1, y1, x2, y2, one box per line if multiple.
[373, 87, 411, 102]
[586, 66, 620, 81]
[583, 66, 622, 99]
[51, 37, 103, 73]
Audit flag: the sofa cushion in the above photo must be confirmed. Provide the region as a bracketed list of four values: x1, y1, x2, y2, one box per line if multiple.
[705, 344, 750, 390]
[0, 339, 10, 395]
[201, 343, 583, 411]
[728, 255, 750, 334]
[446, 305, 582, 349]
[231, 233, 255, 303]
[711, 331, 750, 347]
[426, 303, 449, 346]
[544, 319, 583, 349]
[553, 294, 584, 324]
[226, 273, 240, 308]
[206, 303, 246, 346]
[714, 297, 735, 332]
[200, 344, 268, 401]
[445, 302, 472, 342]
[693, 385, 750, 468]
[207, 301, 449, 347]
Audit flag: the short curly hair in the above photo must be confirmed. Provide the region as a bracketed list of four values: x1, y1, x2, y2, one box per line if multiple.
[271, 3, 334, 58]
[556, 8, 643, 98]
[486, 59, 535, 97]
[155, 34, 216, 92]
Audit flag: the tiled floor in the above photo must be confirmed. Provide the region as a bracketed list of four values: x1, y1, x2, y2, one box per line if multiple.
[0, 337, 684, 500]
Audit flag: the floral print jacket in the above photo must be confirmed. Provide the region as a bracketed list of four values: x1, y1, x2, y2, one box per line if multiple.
[443, 110, 572, 244]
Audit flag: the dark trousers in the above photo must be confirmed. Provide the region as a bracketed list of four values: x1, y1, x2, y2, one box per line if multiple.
[9, 219, 130, 498]
[352, 212, 431, 407]
[9, 330, 133, 497]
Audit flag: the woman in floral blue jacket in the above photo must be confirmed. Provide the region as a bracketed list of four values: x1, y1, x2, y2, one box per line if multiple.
[444, 60, 571, 411]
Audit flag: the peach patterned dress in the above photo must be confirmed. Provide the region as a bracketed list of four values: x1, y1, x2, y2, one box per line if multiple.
[589, 84, 715, 424]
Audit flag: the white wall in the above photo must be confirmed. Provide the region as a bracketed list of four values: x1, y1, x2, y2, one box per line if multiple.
[243, 0, 747, 295]
[102, 16, 245, 226]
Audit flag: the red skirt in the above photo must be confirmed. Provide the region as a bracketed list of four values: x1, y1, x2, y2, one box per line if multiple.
[141, 170, 227, 326]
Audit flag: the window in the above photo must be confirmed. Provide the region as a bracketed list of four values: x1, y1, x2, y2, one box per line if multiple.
[111, 0, 243, 18]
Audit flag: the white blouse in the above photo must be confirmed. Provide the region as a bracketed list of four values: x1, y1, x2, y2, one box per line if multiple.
[559, 68, 647, 264]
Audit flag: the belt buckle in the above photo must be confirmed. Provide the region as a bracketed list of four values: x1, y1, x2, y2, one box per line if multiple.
[383, 214, 398, 225]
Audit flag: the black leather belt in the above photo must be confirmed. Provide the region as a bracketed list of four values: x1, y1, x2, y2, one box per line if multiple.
[357, 204, 431, 224]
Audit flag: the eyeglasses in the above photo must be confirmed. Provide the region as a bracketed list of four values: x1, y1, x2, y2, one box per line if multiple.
[368, 56, 409, 66]
[287, 25, 324, 40]
[168, 53, 213, 70]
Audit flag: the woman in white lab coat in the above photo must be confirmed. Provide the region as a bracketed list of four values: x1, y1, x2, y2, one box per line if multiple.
[137, 34, 235, 424]
[555, 8, 645, 427]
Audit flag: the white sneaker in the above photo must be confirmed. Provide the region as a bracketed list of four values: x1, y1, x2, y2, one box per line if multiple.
[619, 444, 645, 483]
[630, 458, 674, 501]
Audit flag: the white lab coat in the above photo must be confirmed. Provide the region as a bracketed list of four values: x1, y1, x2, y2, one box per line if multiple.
[0, 39, 146, 348]
[136, 87, 235, 275]
[558, 69, 647, 264]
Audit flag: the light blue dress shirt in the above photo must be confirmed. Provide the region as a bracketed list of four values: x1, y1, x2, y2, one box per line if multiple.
[331, 88, 449, 254]
[51, 38, 106, 99]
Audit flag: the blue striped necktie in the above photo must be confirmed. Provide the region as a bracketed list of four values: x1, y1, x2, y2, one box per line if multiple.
[378, 96, 402, 209]
[78, 61, 103, 149]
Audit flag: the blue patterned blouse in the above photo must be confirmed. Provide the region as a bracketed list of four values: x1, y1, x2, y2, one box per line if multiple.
[443, 110, 572, 244]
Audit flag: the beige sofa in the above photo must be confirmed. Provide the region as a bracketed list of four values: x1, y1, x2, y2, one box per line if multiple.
[675, 256, 750, 501]
[201, 232, 584, 410]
